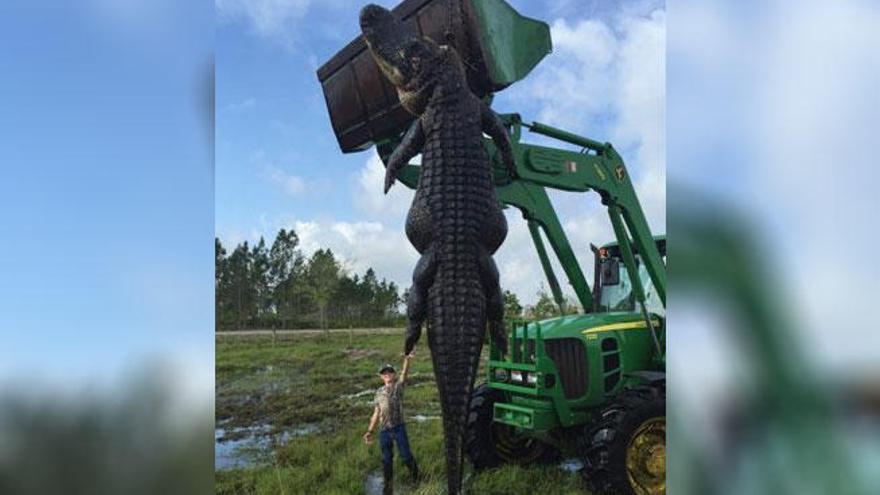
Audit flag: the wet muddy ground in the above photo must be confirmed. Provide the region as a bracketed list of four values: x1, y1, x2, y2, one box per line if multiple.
[215, 330, 589, 494]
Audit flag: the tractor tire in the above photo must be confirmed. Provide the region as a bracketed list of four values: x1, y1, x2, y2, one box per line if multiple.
[465, 383, 557, 470]
[580, 383, 666, 495]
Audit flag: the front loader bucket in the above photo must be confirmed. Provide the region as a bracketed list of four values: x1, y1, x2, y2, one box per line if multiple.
[316, 0, 551, 153]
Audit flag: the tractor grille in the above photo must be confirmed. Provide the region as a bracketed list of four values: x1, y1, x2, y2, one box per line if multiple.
[544, 339, 588, 399]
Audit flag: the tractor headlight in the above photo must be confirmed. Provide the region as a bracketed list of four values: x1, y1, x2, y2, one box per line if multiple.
[526, 372, 538, 385]
[492, 368, 508, 382]
[511, 371, 523, 383]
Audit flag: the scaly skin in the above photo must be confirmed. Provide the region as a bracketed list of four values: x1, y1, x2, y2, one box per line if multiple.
[361, 5, 515, 494]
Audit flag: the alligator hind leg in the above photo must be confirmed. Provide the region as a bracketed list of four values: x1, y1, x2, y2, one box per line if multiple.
[405, 246, 436, 354]
[479, 250, 507, 356]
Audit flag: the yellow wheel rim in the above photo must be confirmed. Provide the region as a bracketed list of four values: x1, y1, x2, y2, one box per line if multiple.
[626, 417, 666, 495]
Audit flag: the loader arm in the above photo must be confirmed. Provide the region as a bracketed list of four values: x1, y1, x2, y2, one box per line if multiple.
[378, 113, 665, 321]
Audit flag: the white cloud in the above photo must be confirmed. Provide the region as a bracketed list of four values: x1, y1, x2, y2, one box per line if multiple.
[250, 148, 311, 197]
[492, 6, 666, 302]
[508, 8, 666, 231]
[218, 227, 265, 248]
[223, 97, 256, 112]
[512, 18, 617, 128]
[261, 164, 307, 196]
[215, 0, 366, 47]
[291, 218, 419, 287]
[353, 152, 415, 221]
[216, 0, 313, 43]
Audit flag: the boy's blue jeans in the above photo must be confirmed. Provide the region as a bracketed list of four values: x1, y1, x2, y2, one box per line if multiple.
[379, 423, 414, 465]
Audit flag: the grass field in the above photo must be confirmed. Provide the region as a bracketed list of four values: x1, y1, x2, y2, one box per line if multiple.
[215, 330, 590, 494]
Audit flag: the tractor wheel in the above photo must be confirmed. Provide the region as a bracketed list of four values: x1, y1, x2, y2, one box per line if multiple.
[580, 383, 666, 495]
[465, 383, 557, 470]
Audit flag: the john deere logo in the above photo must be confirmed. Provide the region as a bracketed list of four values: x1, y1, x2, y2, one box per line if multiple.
[614, 165, 626, 181]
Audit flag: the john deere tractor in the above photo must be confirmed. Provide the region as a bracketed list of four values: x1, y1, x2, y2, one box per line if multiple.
[467, 231, 665, 495]
[317, 1, 665, 493]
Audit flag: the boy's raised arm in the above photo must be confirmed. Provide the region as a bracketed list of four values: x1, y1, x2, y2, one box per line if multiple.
[400, 352, 414, 385]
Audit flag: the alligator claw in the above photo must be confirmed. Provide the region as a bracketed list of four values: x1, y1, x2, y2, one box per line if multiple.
[384, 173, 395, 194]
[404, 324, 421, 354]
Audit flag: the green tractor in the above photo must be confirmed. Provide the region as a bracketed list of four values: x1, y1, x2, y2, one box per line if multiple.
[467, 233, 665, 495]
[317, 1, 665, 493]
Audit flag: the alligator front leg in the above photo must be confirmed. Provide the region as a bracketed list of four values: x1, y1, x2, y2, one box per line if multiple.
[405, 246, 436, 354]
[480, 101, 517, 182]
[384, 118, 425, 194]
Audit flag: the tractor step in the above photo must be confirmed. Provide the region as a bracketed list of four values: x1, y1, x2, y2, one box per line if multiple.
[493, 402, 558, 430]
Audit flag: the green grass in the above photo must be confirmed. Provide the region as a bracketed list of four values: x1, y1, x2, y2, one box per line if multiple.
[215, 331, 589, 494]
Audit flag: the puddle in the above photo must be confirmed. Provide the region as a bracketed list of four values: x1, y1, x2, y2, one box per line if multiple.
[215, 427, 269, 470]
[364, 470, 385, 495]
[559, 458, 584, 473]
[215, 422, 322, 470]
[283, 423, 321, 440]
[341, 389, 375, 400]
[410, 414, 441, 422]
[364, 468, 419, 495]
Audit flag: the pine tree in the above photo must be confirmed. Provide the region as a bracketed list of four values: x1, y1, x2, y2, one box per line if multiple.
[215, 238, 227, 331]
[306, 249, 341, 332]
[269, 229, 305, 328]
[251, 237, 271, 323]
[225, 242, 256, 330]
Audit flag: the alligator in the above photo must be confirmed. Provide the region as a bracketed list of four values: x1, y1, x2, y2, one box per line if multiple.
[360, 4, 516, 493]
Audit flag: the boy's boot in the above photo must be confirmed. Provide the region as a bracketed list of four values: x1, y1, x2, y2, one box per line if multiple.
[382, 462, 393, 495]
[405, 459, 420, 482]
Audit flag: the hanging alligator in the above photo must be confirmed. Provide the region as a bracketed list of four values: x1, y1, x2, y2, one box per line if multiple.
[360, 4, 516, 493]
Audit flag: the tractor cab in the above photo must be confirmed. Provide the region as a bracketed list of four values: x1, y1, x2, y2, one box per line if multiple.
[593, 235, 666, 317]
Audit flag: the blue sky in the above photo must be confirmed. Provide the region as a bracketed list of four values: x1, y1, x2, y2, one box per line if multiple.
[216, 0, 667, 303]
[0, 1, 214, 393]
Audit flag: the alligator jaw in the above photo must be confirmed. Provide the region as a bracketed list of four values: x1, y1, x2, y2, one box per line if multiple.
[359, 4, 416, 87]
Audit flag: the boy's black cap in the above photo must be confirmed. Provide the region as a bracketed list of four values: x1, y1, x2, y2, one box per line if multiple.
[379, 363, 396, 374]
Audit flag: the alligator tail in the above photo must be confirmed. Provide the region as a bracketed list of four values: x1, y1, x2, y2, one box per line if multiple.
[427, 238, 485, 495]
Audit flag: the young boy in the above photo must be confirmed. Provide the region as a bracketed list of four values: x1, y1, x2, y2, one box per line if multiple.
[363, 352, 419, 493]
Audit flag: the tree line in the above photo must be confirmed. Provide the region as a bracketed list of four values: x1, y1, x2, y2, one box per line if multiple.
[215, 228, 580, 331]
[215, 229, 402, 330]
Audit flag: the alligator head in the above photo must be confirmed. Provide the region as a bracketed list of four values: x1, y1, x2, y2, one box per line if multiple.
[360, 4, 462, 115]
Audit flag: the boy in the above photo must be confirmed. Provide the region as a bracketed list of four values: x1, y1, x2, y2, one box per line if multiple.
[363, 352, 419, 493]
